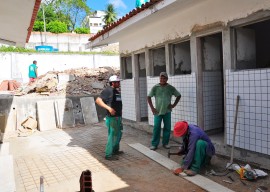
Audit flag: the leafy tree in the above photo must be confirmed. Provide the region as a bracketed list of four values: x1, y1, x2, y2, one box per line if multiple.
[74, 27, 90, 34]
[33, 21, 45, 32]
[46, 21, 68, 33]
[34, 0, 90, 32]
[103, 4, 117, 27]
[57, 0, 91, 31]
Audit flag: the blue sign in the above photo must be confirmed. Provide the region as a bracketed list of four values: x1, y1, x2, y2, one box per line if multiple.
[35, 45, 58, 52]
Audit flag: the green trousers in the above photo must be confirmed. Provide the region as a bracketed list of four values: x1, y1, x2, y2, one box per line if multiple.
[189, 140, 210, 173]
[105, 116, 123, 158]
[152, 112, 171, 147]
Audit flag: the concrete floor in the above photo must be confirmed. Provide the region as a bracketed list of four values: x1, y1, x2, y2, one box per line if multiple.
[2, 122, 270, 192]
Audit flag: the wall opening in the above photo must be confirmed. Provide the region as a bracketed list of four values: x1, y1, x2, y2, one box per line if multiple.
[171, 40, 192, 75]
[234, 19, 270, 70]
[121, 56, 132, 79]
[150, 47, 166, 76]
[200, 32, 224, 133]
[136, 53, 148, 121]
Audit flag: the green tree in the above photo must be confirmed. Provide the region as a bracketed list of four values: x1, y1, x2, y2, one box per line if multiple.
[34, 0, 90, 32]
[74, 27, 90, 34]
[33, 21, 45, 32]
[58, 0, 91, 31]
[46, 21, 68, 33]
[103, 4, 117, 27]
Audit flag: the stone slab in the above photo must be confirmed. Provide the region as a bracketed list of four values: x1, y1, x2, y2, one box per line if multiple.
[80, 97, 99, 125]
[55, 99, 75, 128]
[0, 155, 16, 192]
[37, 100, 57, 131]
[129, 143, 234, 192]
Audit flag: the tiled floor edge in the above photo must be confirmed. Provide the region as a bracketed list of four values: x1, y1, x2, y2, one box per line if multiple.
[129, 143, 235, 192]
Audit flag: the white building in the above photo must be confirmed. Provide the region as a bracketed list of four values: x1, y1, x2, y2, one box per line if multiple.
[86, 11, 106, 34]
[89, 0, 270, 169]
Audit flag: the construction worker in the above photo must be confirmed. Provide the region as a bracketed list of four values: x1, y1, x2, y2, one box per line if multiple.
[95, 75, 123, 161]
[28, 60, 38, 83]
[147, 72, 181, 150]
[173, 121, 215, 176]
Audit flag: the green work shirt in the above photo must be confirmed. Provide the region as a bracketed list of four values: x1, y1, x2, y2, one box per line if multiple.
[148, 83, 181, 115]
[28, 64, 37, 78]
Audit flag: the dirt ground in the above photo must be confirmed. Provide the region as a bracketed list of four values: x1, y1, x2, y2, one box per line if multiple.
[156, 143, 270, 192]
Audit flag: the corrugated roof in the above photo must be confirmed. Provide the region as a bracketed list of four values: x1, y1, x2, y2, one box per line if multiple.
[89, 0, 163, 41]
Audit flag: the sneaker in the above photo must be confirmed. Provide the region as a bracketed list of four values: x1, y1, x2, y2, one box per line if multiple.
[163, 144, 171, 149]
[113, 151, 124, 155]
[184, 169, 197, 176]
[105, 156, 119, 161]
[150, 146, 157, 150]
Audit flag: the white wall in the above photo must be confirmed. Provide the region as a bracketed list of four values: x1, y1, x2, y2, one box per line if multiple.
[0, 53, 120, 83]
[27, 32, 91, 52]
[119, 0, 270, 53]
[147, 74, 197, 130]
[226, 69, 270, 155]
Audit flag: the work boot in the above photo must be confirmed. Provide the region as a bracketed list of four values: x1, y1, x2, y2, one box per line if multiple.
[163, 144, 170, 149]
[184, 169, 197, 176]
[105, 156, 119, 161]
[113, 151, 124, 155]
[150, 146, 157, 150]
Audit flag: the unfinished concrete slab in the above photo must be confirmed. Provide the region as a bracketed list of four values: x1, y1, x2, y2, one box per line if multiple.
[37, 100, 57, 131]
[0, 155, 16, 192]
[129, 143, 234, 192]
[80, 97, 98, 125]
[55, 99, 75, 128]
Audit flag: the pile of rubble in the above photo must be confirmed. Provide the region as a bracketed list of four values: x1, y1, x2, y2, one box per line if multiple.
[15, 67, 120, 96]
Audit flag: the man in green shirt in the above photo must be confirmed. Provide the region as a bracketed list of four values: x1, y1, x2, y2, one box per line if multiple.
[147, 72, 181, 150]
[28, 60, 38, 83]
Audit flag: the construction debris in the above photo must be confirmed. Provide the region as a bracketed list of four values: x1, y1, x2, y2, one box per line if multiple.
[14, 66, 120, 96]
[0, 80, 21, 91]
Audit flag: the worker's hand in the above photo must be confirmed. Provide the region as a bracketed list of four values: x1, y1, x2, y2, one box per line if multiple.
[173, 167, 184, 175]
[151, 108, 158, 115]
[108, 107, 116, 116]
[168, 104, 175, 110]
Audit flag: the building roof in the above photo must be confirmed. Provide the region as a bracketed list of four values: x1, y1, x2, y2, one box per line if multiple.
[88, 0, 162, 42]
[0, 0, 41, 46]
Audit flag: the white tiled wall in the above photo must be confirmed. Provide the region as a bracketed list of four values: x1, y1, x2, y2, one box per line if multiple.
[139, 77, 148, 118]
[226, 69, 270, 155]
[203, 71, 224, 131]
[121, 79, 136, 121]
[147, 73, 197, 130]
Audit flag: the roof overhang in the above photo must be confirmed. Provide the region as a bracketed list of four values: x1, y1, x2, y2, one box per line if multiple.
[0, 0, 41, 47]
[87, 0, 203, 49]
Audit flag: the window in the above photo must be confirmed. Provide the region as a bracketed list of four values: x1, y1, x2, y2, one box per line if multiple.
[137, 53, 146, 77]
[234, 19, 270, 69]
[121, 56, 132, 79]
[172, 41, 191, 75]
[151, 47, 166, 76]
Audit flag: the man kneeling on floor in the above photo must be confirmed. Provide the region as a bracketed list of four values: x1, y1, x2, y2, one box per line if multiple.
[173, 121, 215, 176]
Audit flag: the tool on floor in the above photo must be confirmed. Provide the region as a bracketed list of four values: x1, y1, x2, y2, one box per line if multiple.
[226, 95, 240, 169]
[227, 175, 234, 182]
[40, 176, 44, 192]
[222, 180, 232, 184]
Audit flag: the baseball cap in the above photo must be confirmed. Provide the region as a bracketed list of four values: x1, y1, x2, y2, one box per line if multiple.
[173, 121, 188, 137]
[109, 75, 121, 82]
[160, 72, 168, 78]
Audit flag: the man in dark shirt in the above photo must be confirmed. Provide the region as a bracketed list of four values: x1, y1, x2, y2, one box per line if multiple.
[96, 75, 123, 161]
[172, 121, 215, 176]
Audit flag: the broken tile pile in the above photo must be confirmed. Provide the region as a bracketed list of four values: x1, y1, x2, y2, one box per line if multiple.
[15, 67, 120, 96]
[0, 80, 21, 91]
